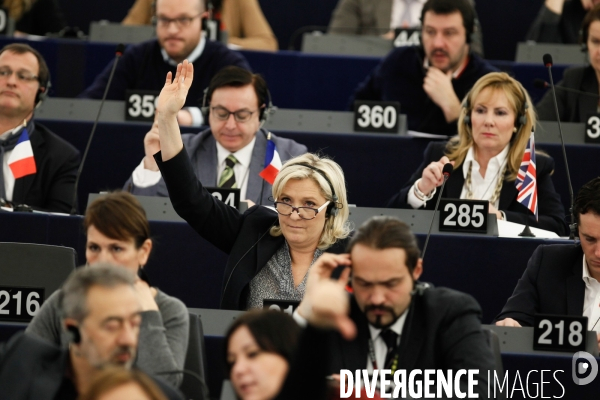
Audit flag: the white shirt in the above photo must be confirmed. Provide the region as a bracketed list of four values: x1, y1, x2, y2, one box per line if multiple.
[407, 145, 509, 209]
[366, 311, 407, 374]
[215, 137, 256, 201]
[132, 135, 257, 201]
[582, 255, 600, 332]
[390, 0, 427, 29]
[161, 34, 206, 127]
[0, 125, 26, 201]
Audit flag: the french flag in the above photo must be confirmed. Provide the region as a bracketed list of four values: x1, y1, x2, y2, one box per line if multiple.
[7, 128, 36, 179]
[259, 135, 281, 185]
[515, 131, 537, 220]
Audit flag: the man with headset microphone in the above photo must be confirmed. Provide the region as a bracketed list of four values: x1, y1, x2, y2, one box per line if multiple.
[350, 0, 496, 136]
[0, 265, 184, 399]
[0, 43, 79, 213]
[285, 216, 495, 398]
[125, 66, 307, 205]
[79, 0, 250, 127]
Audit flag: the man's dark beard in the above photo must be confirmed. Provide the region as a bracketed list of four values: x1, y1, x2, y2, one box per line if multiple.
[365, 305, 400, 329]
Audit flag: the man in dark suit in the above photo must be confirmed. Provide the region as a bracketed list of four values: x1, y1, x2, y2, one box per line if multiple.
[290, 216, 495, 398]
[350, 0, 496, 135]
[496, 177, 600, 351]
[125, 66, 307, 205]
[0, 43, 79, 213]
[0, 265, 183, 400]
[79, 0, 250, 128]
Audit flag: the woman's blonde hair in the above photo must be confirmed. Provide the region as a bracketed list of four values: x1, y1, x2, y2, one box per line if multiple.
[78, 367, 167, 400]
[4, 0, 34, 21]
[449, 72, 536, 181]
[270, 153, 350, 249]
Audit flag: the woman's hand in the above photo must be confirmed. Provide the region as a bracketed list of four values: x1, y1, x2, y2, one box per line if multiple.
[418, 156, 455, 195]
[156, 60, 194, 118]
[488, 203, 503, 220]
[134, 279, 159, 311]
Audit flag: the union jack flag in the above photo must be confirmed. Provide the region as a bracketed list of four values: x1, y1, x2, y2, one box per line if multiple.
[515, 131, 538, 220]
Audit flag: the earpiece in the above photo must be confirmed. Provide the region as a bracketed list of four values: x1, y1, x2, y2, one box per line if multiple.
[35, 77, 50, 107]
[462, 85, 529, 131]
[285, 163, 339, 217]
[66, 325, 81, 344]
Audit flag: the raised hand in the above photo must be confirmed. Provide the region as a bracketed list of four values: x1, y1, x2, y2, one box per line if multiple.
[143, 121, 160, 171]
[156, 60, 194, 117]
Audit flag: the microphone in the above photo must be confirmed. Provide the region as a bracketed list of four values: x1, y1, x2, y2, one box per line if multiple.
[542, 53, 576, 239]
[70, 44, 126, 215]
[421, 163, 453, 260]
[533, 79, 600, 97]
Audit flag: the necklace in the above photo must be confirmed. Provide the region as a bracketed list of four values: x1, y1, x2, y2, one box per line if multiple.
[464, 160, 507, 206]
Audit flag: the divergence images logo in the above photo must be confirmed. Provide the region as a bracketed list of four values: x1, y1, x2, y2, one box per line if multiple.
[572, 351, 598, 385]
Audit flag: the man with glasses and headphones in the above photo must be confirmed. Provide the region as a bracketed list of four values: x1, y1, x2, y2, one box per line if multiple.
[0, 43, 79, 213]
[79, 0, 250, 127]
[0, 265, 184, 399]
[350, 0, 496, 136]
[125, 65, 307, 206]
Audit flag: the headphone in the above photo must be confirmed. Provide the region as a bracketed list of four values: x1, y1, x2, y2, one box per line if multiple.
[462, 85, 529, 131]
[284, 163, 339, 217]
[35, 77, 50, 107]
[66, 324, 81, 344]
[201, 86, 275, 126]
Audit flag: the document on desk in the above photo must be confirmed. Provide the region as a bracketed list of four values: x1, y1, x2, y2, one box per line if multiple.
[497, 219, 559, 238]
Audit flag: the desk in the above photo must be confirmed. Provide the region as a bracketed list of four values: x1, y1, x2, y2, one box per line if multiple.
[38, 118, 600, 216]
[0, 211, 566, 322]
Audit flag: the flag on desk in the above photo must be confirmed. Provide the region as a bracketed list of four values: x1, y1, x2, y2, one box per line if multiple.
[515, 131, 537, 220]
[259, 133, 281, 185]
[7, 128, 36, 179]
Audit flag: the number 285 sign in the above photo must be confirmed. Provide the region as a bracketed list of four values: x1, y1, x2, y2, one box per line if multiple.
[438, 199, 488, 234]
[353, 101, 400, 133]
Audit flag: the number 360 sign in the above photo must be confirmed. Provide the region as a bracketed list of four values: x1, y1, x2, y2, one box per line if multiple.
[353, 101, 400, 133]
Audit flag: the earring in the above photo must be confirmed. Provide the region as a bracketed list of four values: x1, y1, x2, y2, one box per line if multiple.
[513, 127, 517, 133]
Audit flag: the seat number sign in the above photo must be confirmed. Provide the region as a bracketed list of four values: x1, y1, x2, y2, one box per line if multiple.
[438, 199, 488, 234]
[0, 286, 44, 322]
[533, 314, 587, 352]
[353, 101, 400, 133]
[125, 90, 160, 122]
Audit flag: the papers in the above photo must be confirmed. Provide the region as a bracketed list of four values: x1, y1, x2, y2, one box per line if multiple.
[497, 219, 560, 239]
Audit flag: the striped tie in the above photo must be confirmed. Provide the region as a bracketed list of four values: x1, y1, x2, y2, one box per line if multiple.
[218, 154, 238, 188]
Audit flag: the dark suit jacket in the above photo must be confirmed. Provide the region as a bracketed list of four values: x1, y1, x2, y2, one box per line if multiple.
[495, 244, 584, 326]
[536, 66, 599, 123]
[279, 287, 496, 399]
[11, 122, 80, 213]
[156, 147, 348, 310]
[0, 333, 183, 400]
[125, 128, 307, 204]
[386, 141, 569, 236]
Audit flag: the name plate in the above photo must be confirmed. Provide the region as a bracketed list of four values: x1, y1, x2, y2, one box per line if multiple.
[0, 286, 44, 322]
[438, 199, 488, 234]
[353, 101, 401, 133]
[205, 187, 240, 210]
[125, 90, 160, 122]
[263, 299, 299, 316]
[393, 28, 420, 47]
[585, 114, 600, 144]
[533, 314, 588, 352]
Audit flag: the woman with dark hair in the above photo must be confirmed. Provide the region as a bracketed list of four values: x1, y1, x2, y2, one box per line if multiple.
[26, 191, 189, 387]
[225, 310, 301, 400]
[79, 368, 168, 400]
